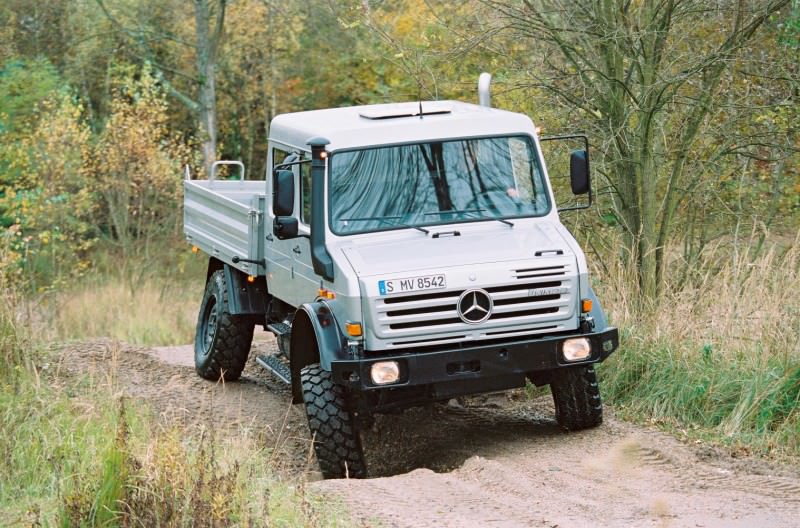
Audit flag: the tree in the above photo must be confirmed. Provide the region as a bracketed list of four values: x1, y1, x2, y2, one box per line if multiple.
[215, 0, 301, 178]
[96, 0, 227, 177]
[484, 0, 790, 301]
[92, 67, 193, 259]
[193, 0, 226, 176]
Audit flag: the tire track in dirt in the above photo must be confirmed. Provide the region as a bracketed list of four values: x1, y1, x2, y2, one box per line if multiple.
[54, 335, 316, 475]
[318, 427, 800, 528]
[55, 335, 800, 526]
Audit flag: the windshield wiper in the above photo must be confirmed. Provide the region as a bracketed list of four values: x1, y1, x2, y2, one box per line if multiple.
[340, 215, 430, 235]
[424, 209, 514, 228]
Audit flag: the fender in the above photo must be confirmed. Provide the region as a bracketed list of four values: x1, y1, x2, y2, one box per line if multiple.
[289, 300, 347, 403]
[205, 258, 268, 316]
[586, 286, 609, 331]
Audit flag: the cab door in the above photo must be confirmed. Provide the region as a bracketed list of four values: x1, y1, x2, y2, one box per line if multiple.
[264, 144, 319, 307]
[264, 144, 300, 306]
[290, 158, 321, 304]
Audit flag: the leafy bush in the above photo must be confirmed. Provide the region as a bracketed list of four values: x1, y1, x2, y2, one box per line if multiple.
[0, 93, 96, 291]
[92, 65, 195, 260]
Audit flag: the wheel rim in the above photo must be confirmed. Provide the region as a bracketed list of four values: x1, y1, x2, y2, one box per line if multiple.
[199, 296, 218, 358]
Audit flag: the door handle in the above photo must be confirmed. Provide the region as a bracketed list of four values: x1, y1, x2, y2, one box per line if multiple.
[266, 234, 274, 241]
[292, 246, 302, 255]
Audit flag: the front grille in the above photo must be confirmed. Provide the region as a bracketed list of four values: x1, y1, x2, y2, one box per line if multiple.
[513, 265, 567, 280]
[374, 264, 575, 340]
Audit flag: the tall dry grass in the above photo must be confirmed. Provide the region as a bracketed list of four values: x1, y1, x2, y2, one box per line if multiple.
[49, 275, 200, 346]
[45, 249, 206, 346]
[594, 232, 800, 455]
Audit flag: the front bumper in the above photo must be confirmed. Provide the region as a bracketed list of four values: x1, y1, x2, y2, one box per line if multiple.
[331, 327, 619, 391]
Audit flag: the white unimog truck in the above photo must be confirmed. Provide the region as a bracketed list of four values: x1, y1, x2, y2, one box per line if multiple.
[184, 77, 619, 478]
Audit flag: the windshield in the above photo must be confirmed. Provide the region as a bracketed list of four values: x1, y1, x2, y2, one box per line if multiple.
[329, 135, 550, 235]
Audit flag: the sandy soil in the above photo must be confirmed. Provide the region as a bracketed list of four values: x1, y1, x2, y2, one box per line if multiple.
[55, 334, 800, 527]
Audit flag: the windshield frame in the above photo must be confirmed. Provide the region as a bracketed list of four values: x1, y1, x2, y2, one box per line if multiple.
[327, 134, 552, 236]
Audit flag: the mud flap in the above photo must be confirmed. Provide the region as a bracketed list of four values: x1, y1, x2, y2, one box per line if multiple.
[223, 263, 268, 316]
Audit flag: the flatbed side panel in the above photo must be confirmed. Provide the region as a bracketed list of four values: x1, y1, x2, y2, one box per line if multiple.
[184, 180, 265, 275]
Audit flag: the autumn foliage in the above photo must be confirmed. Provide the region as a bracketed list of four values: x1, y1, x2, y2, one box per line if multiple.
[0, 64, 193, 291]
[92, 67, 195, 259]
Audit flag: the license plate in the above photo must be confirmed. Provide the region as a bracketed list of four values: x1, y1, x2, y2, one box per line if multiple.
[378, 275, 446, 296]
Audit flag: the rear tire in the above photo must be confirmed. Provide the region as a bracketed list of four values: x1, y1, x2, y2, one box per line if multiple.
[549, 365, 603, 430]
[194, 270, 254, 382]
[300, 363, 366, 478]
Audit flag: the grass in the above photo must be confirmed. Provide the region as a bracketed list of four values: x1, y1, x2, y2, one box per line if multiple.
[0, 247, 348, 527]
[0, 376, 341, 526]
[45, 247, 207, 346]
[594, 233, 800, 458]
[0, 322, 345, 527]
[4, 229, 799, 524]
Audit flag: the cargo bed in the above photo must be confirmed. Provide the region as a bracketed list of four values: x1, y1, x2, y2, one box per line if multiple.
[183, 178, 266, 276]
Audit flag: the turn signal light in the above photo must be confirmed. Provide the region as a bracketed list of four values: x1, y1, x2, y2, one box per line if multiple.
[317, 288, 336, 300]
[247, 275, 256, 283]
[346, 322, 363, 337]
[191, 246, 199, 253]
[581, 298, 593, 313]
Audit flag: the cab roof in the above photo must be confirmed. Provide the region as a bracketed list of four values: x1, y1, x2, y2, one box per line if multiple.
[268, 101, 536, 152]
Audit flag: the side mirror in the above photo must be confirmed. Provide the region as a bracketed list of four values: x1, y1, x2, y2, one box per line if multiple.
[569, 150, 590, 195]
[273, 216, 299, 240]
[273, 169, 295, 216]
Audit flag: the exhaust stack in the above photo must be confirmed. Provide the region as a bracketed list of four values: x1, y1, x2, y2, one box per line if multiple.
[478, 72, 492, 108]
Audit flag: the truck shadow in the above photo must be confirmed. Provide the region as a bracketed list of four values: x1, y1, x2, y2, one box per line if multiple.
[360, 394, 565, 478]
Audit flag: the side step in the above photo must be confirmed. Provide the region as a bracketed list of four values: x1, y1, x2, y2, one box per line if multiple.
[266, 322, 291, 335]
[256, 354, 291, 384]
[267, 322, 291, 355]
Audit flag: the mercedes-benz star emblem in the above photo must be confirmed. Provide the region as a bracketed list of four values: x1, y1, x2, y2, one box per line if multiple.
[457, 289, 493, 324]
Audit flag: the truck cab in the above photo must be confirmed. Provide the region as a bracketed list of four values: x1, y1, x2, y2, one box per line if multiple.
[184, 95, 618, 479]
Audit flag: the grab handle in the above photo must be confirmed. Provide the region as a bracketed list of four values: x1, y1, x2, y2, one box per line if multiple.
[210, 160, 245, 182]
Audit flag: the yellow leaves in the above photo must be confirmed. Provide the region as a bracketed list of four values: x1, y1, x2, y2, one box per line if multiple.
[91, 66, 193, 252]
[0, 87, 97, 290]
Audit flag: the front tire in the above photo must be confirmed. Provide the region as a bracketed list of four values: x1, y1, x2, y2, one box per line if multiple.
[549, 365, 603, 430]
[301, 363, 366, 478]
[194, 270, 254, 382]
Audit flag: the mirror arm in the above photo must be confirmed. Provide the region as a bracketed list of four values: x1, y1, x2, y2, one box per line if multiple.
[541, 132, 593, 212]
[273, 159, 311, 172]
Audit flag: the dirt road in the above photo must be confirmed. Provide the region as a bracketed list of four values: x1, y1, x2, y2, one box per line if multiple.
[57, 335, 800, 527]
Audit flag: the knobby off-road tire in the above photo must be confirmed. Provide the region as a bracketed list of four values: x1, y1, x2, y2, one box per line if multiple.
[549, 365, 603, 430]
[300, 363, 366, 479]
[194, 270, 254, 382]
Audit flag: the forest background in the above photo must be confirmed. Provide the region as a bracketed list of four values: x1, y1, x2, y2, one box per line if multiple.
[0, 0, 798, 525]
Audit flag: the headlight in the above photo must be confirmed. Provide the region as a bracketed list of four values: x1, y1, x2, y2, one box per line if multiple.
[370, 361, 400, 385]
[562, 337, 592, 362]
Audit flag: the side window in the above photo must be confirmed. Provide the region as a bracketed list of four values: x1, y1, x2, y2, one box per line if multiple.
[300, 161, 312, 226]
[272, 146, 311, 225]
[272, 146, 296, 217]
[272, 146, 293, 171]
[509, 137, 533, 201]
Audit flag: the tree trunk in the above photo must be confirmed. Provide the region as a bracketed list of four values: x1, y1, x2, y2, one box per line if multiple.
[194, 0, 225, 178]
